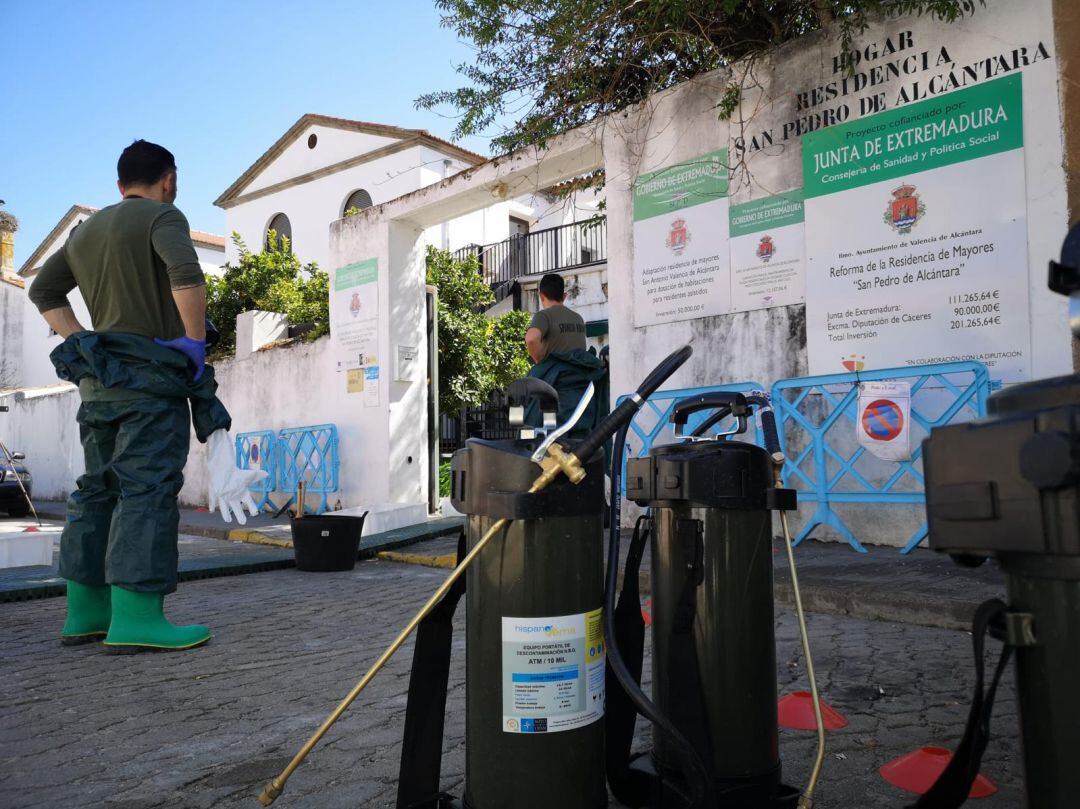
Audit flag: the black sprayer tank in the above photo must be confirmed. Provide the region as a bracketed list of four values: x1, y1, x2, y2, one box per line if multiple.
[451, 436, 608, 809]
[626, 438, 783, 803]
[924, 374, 1080, 809]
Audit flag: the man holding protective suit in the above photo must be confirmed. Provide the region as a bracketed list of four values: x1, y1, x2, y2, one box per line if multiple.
[28, 140, 263, 653]
[524, 273, 609, 451]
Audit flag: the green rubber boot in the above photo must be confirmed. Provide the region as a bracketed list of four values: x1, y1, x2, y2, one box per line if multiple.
[61, 581, 111, 646]
[103, 586, 211, 653]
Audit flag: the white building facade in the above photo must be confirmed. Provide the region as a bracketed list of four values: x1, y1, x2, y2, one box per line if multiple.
[215, 115, 516, 269]
[323, 0, 1074, 545]
[15, 205, 225, 389]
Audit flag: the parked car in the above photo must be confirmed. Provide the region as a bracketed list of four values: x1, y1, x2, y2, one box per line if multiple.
[0, 452, 32, 518]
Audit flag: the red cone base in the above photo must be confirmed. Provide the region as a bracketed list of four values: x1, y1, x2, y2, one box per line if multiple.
[880, 747, 997, 798]
[22, 526, 40, 532]
[641, 598, 652, 626]
[777, 691, 848, 731]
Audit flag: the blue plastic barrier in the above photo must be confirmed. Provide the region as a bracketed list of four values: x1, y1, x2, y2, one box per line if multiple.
[277, 424, 340, 515]
[770, 361, 992, 554]
[234, 430, 278, 511]
[616, 382, 765, 493]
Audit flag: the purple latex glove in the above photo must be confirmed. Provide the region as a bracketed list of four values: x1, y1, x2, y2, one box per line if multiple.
[154, 335, 206, 381]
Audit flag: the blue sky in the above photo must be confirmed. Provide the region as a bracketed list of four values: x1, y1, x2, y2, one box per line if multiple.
[3, 0, 491, 267]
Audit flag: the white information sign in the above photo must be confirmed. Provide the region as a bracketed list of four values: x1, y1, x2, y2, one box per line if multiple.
[331, 258, 379, 373]
[632, 150, 730, 327]
[729, 190, 806, 312]
[501, 609, 605, 734]
[857, 381, 912, 462]
[802, 74, 1031, 381]
[363, 365, 380, 408]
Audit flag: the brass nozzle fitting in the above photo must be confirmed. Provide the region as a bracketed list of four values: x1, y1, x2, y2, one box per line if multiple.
[259, 779, 284, 806]
[538, 443, 586, 485]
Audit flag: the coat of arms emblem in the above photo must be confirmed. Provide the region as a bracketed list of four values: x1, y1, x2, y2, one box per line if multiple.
[350, 292, 361, 317]
[665, 218, 690, 255]
[842, 354, 867, 372]
[883, 184, 925, 234]
[756, 235, 775, 262]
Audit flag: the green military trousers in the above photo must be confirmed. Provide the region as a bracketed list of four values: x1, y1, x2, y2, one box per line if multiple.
[60, 396, 191, 594]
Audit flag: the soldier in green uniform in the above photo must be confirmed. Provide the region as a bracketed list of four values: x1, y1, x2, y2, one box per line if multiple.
[29, 140, 226, 653]
[524, 274, 608, 448]
[525, 273, 587, 363]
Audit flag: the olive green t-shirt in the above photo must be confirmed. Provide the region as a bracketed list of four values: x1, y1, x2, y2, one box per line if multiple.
[28, 198, 205, 341]
[530, 303, 586, 359]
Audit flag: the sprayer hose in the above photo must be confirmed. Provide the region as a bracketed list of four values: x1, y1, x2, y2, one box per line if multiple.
[258, 516, 511, 806]
[603, 422, 713, 809]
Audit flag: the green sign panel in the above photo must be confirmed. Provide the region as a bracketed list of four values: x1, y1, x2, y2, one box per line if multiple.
[633, 149, 729, 221]
[335, 258, 378, 291]
[802, 73, 1023, 198]
[729, 189, 804, 237]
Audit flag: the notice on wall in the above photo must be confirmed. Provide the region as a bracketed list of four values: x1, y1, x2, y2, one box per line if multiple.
[632, 149, 730, 327]
[857, 381, 912, 462]
[729, 190, 806, 312]
[331, 258, 379, 373]
[501, 609, 605, 734]
[363, 365, 380, 408]
[802, 73, 1031, 381]
[346, 368, 364, 393]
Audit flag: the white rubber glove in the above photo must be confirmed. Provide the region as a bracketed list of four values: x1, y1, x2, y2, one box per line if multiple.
[206, 429, 268, 525]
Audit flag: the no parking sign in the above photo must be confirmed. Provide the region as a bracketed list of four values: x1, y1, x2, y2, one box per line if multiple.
[857, 381, 911, 462]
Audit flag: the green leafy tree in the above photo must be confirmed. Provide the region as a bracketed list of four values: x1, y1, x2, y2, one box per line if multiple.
[205, 232, 330, 359]
[426, 246, 532, 414]
[417, 0, 984, 154]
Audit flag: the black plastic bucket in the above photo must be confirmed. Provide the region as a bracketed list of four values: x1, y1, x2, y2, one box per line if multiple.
[291, 512, 368, 572]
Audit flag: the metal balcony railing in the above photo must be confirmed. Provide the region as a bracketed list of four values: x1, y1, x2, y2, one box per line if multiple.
[453, 217, 606, 297]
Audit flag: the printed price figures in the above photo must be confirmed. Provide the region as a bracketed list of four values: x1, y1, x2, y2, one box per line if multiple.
[953, 303, 1002, 316]
[950, 316, 1002, 330]
[948, 289, 1001, 304]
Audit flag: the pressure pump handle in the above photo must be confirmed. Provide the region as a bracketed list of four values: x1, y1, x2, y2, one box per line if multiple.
[506, 377, 560, 412]
[743, 391, 785, 466]
[672, 391, 749, 425]
[571, 344, 693, 463]
[759, 409, 783, 462]
[673, 391, 749, 438]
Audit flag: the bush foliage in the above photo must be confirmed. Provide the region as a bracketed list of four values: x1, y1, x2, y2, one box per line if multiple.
[205, 232, 329, 359]
[418, 0, 985, 154]
[426, 246, 531, 414]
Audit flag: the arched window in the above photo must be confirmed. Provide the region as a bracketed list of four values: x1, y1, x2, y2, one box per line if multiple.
[342, 189, 373, 216]
[266, 213, 292, 251]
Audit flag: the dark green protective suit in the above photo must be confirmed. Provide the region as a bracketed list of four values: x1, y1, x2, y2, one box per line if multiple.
[525, 349, 610, 460]
[51, 332, 231, 594]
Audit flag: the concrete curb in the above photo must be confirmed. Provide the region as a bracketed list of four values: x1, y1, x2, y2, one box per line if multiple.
[376, 551, 457, 569]
[771, 580, 974, 632]
[35, 503, 237, 541]
[28, 505, 978, 631]
[227, 527, 292, 548]
[226, 518, 465, 559]
[3, 512, 464, 603]
[373, 543, 986, 632]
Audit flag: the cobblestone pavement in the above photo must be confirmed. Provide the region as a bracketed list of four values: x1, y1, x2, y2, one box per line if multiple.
[0, 561, 1021, 809]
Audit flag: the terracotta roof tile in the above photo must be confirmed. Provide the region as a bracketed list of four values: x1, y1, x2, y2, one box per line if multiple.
[19, 204, 226, 276]
[190, 230, 226, 249]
